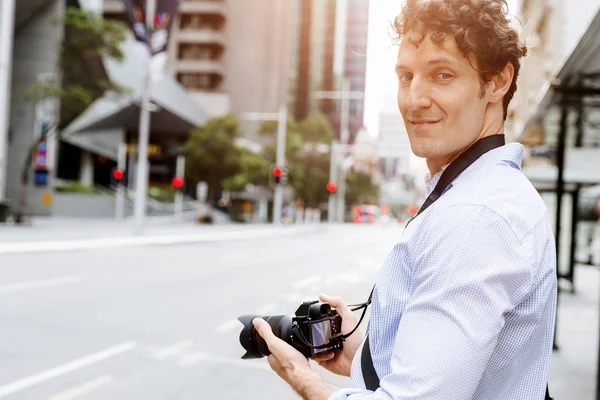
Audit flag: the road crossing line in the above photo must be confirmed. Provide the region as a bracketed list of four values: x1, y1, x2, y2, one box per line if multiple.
[0, 342, 136, 399]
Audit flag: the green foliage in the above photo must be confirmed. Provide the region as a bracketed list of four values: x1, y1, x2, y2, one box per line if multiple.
[345, 170, 379, 206]
[148, 186, 175, 203]
[55, 180, 106, 195]
[185, 115, 255, 198]
[222, 150, 270, 192]
[25, 7, 128, 126]
[184, 111, 378, 211]
[297, 111, 334, 143]
[294, 152, 331, 207]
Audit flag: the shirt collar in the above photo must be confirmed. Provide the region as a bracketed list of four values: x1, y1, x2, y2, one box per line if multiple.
[423, 142, 524, 198]
[425, 163, 451, 198]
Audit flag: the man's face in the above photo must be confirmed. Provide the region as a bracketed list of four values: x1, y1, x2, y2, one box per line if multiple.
[396, 31, 490, 166]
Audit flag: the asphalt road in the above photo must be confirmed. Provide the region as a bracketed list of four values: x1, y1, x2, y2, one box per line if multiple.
[0, 224, 401, 400]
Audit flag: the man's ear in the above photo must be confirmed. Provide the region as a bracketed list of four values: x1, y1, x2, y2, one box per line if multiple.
[488, 62, 514, 103]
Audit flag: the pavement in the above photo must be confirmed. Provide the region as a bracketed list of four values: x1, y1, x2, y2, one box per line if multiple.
[0, 223, 598, 399]
[0, 217, 327, 253]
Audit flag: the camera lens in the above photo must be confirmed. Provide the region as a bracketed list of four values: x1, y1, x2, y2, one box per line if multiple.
[237, 315, 294, 359]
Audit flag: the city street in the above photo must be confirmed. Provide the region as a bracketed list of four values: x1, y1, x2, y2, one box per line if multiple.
[0, 223, 599, 399]
[0, 225, 399, 399]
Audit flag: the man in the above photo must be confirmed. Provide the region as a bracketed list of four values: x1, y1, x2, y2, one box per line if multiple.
[253, 0, 557, 399]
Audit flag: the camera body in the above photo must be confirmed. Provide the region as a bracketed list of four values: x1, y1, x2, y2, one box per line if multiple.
[238, 300, 344, 360]
[291, 300, 344, 358]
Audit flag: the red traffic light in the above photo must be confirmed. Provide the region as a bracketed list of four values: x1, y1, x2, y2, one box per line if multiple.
[172, 176, 184, 189]
[112, 168, 124, 181]
[272, 167, 283, 178]
[326, 181, 337, 193]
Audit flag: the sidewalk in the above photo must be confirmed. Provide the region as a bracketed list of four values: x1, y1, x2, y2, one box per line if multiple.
[550, 264, 600, 398]
[0, 216, 328, 254]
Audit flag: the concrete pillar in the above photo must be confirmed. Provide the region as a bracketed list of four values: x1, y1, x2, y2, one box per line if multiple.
[80, 151, 94, 187]
[0, 0, 15, 202]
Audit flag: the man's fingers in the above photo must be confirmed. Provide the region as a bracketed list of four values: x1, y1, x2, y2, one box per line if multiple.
[311, 352, 335, 362]
[320, 294, 350, 315]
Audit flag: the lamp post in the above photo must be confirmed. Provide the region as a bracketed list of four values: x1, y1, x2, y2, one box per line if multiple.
[242, 105, 288, 225]
[132, 0, 157, 235]
[314, 79, 364, 223]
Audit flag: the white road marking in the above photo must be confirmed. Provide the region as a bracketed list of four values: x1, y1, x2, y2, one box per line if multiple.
[48, 375, 113, 400]
[0, 276, 83, 295]
[292, 275, 320, 290]
[215, 319, 240, 334]
[0, 227, 324, 256]
[154, 341, 195, 360]
[0, 342, 136, 399]
[255, 303, 277, 315]
[179, 351, 270, 371]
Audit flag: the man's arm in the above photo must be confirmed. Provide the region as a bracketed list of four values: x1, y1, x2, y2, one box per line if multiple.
[329, 204, 533, 399]
[256, 204, 532, 400]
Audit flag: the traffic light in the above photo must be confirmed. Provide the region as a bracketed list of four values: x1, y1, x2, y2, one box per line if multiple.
[272, 166, 289, 186]
[172, 176, 184, 191]
[272, 167, 282, 185]
[326, 181, 337, 193]
[111, 168, 125, 186]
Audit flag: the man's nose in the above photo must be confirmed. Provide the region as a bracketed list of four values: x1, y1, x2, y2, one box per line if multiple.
[403, 78, 432, 110]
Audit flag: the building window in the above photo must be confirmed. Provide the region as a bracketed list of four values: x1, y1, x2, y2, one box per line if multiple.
[181, 15, 203, 30]
[178, 73, 213, 90]
[179, 44, 213, 60]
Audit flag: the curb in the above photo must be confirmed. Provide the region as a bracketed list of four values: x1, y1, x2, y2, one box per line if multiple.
[0, 226, 328, 256]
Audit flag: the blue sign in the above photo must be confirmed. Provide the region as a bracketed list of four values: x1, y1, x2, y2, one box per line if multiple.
[34, 169, 49, 186]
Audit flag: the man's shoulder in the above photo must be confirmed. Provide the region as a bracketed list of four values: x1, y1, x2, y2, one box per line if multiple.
[438, 165, 548, 241]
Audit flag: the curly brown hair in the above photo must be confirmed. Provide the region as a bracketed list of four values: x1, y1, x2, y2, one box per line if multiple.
[393, 0, 527, 120]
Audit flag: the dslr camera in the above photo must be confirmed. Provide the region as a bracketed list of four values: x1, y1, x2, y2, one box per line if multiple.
[238, 300, 343, 359]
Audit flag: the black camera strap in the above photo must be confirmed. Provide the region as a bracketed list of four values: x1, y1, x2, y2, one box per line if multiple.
[358, 134, 552, 399]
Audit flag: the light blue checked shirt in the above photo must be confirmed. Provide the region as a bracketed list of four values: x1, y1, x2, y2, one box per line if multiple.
[330, 143, 557, 400]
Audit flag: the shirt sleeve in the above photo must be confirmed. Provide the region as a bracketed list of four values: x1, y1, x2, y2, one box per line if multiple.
[329, 203, 533, 400]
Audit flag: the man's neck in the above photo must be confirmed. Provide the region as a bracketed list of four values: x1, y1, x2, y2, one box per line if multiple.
[426, 125, 505, 176]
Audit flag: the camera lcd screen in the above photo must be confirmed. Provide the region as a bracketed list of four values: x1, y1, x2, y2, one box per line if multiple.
[311, 321, 332, 354]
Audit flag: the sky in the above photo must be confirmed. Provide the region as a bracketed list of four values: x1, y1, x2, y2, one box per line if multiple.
[363, 0, 521, 138]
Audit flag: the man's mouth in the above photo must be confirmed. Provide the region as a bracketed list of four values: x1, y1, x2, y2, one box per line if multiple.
[409, 119, 441, 125]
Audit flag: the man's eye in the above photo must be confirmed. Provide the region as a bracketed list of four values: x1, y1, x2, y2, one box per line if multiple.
[437, 73, 453, 80]
[399, 74, 412, 82]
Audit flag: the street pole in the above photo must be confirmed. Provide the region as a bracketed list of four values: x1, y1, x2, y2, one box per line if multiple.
[0, 0, 16, 202]
[242, 106, 288, 225]
[328, 141, 338, 223]
[115, 143, 126, 220]
[337, 80, 351, 223]
[314, 79, 363, 223]
[133, 0, 156, 235]
[174, 154, 184, 221]
[273, 105, 287, 225]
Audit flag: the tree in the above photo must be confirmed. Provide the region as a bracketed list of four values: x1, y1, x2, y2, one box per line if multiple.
[297, 111, 334, 144]
[222, 149, 270, 192]
[27, 8, 128, 126]
[184, 115, 256, 200]
[257, 111, 337, 208]
[13, 8, 127, 223]
[345, 170, 379, 206]
[294, 152, 331, 207]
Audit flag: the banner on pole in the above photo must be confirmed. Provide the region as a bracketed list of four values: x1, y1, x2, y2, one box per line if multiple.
[121, 0, 180, 55]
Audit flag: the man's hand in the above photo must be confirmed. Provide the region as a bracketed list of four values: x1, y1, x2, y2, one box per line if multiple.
[311, 294, 363, 377]
[253, 318, 337, 400]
